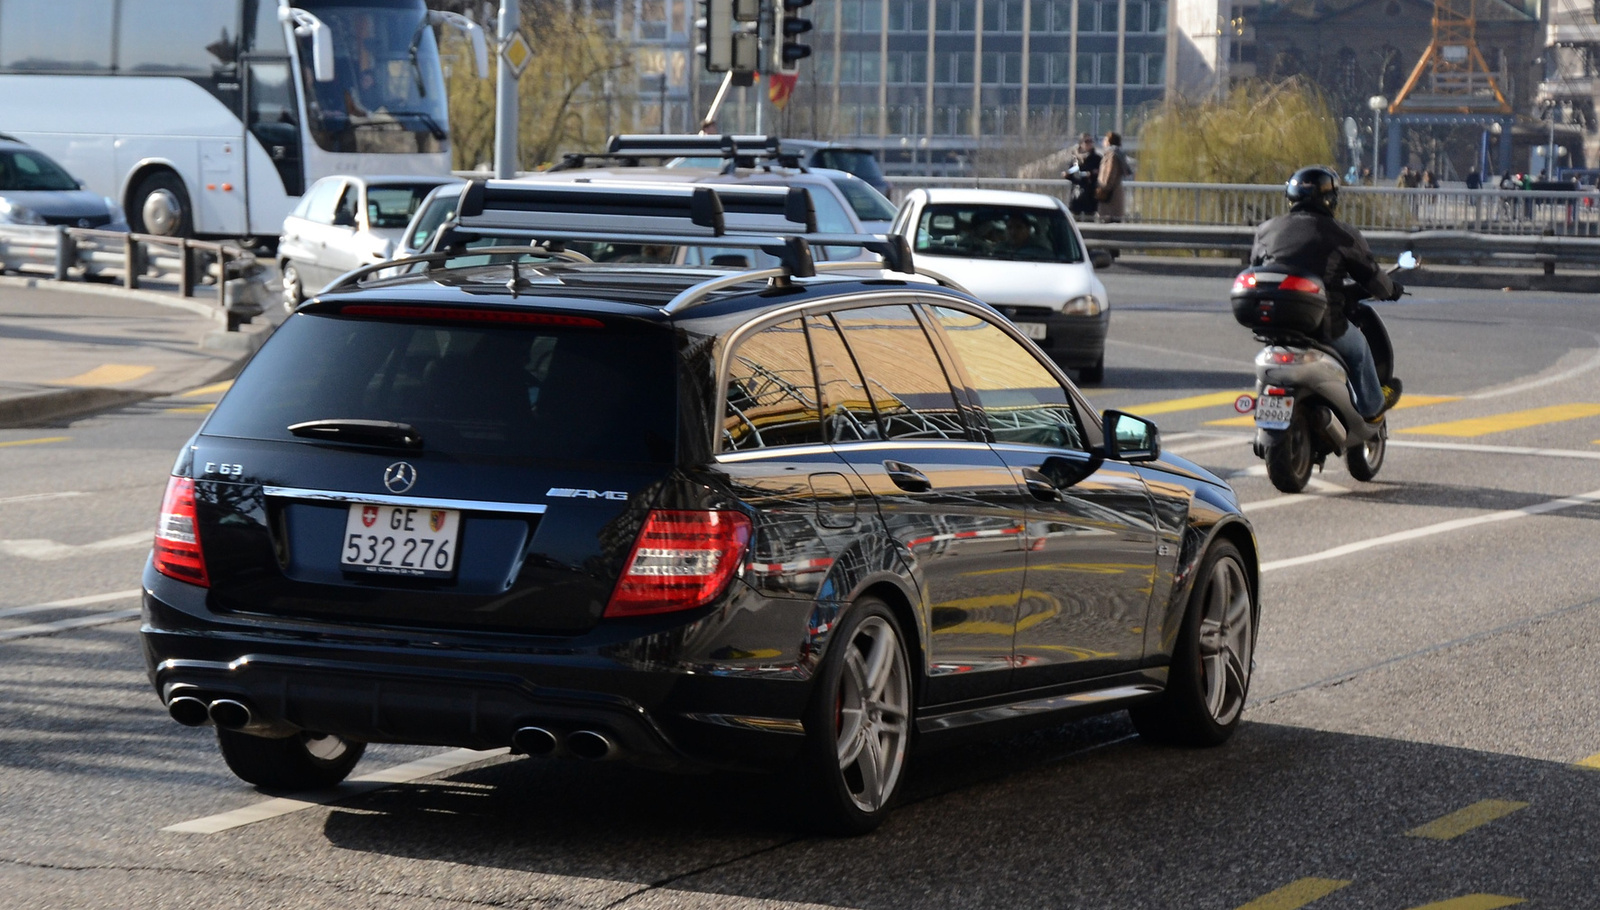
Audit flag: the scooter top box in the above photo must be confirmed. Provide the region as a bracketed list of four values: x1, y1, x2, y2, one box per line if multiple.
[1230, 266, 1329, 336]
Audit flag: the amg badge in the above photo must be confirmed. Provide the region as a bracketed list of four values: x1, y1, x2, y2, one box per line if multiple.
[546, 487, 628, 501]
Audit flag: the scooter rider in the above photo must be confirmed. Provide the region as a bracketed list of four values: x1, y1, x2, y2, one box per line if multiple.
[1251, 166, 1404, 422]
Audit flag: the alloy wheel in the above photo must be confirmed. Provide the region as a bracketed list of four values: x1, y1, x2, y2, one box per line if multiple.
[1196, 555, 1253, 726]
[834, 616, 910, 813]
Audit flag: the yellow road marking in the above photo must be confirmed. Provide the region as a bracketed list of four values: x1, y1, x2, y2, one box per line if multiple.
[1128, 390, 1251, 417]
[1570, 752, 1600, 770]
[1234, 877, 1351, 910]
[1405, 799, 1528, 840]
[52, 364, 155, 386]
[0, 436, 69, 449]
[1205, 394, 1460, 428]
[165, 404, 216, 414]
[1400, 404, 1600, 438]
[180, 380, 233, 398]
[1404, 896, 1524, 910]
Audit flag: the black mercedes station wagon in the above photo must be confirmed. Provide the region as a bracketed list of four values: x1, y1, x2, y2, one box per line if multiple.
[142, 181, 1260, 834]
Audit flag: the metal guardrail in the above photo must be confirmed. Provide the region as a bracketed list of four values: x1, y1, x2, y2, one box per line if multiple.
[887, 178, 1600, 238]
[0, 226, 268, 328]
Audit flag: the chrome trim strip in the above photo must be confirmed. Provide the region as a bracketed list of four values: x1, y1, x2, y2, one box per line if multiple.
[262, 486, 548, 515]
[680, 712, 807, 735]
[917, 683, 1163, 732]
[716, 444, 839, 462]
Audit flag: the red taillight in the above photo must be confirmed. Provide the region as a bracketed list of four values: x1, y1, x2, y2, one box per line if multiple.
[1263, 385, 1289, 396]
[153, 476, 209, 587]
[1232, 272, 1258, 293]
[1269, 351, 1297, 364]
[605, 510, 752, 617]
[1277, 275, 1323, 294]
[338, 304, 603, 327]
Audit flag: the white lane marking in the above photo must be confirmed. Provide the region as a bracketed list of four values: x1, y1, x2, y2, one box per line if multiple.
[1104, 338, 1248, 369]
[1167, 436, 1248, 456]
[0, 530, 150, 561]
[1464, 330, 1600, 400]
[1242, 479, 1351, 513]
[1390, 439, 1600, 461]
[163, 747, 510, 834]
[0, 608, 141, 642]
[0, 588, 141, 619]
[1262, 486, 1600, 573]
[0, 491, 87, 507]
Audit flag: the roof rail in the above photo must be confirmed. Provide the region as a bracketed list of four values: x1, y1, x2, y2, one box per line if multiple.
[319, 245, 591, 296]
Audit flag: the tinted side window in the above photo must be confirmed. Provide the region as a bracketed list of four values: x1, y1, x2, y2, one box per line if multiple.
[118, 0, 239, 74]
[722, 318, 822, 452]
[0, 0, 114, 71]
[929, 306, 1084, 449]
[805, 313, 877, 442]
[832, 304, 968, 441]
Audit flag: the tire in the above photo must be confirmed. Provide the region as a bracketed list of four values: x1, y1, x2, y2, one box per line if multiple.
[797, 597, 913, 835]
[216, 728, 365, 790]
[1130, 540, 1255, 747]
[1263, 408, 1313, 494]
[1078, 354, 1105, 385]
[281, 260, 305, 312]
[1346, 421, 1386, 482]
[128, 171, 192, 238]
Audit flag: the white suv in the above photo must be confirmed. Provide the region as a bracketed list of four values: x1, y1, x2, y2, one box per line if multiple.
[893, 188, 1109, 383]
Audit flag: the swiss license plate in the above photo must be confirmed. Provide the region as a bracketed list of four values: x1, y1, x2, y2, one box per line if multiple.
[1255, 395, 1294, 430]
[341, 504, 461, 577]
[1015, 322, 1048, 340]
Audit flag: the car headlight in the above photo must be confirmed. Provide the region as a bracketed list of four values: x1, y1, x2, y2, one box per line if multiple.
[0, 199, 46, 225]
[103, 196, 126, 225]
[1062, 294, 1103, 316]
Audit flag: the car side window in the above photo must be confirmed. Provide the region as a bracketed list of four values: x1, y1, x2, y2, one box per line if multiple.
[722, 318, 823, 452]
[928, 306, 1086, 450]
[333, 185, 360, 227]
[805, 314, 877, 442]
[299, 179, 342, 224]
[830, 304, 970, 441]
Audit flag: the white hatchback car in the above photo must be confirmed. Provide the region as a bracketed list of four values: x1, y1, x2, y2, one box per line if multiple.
[893, 188, 1109, 383]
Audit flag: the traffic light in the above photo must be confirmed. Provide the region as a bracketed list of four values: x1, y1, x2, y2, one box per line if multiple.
[697, 0, 759, 74]
[778, 0, 813, 75]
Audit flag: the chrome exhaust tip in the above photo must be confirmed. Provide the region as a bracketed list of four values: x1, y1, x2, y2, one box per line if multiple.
[567, 730, 617, 761]
[512, 726, 558, 756]
[207, 699, 253, 731]
[167, 695, 211, 727]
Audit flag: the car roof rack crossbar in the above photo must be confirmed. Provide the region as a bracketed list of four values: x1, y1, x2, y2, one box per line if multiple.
[662, 255, 963, 316]
[318, 245, 592, 296]
[452, 178, 819, 237]
[549, 134, 805, 170]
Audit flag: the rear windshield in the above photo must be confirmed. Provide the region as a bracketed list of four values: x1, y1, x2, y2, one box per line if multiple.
[832, 177, 897, 222]
[366, 184, 443, 229]
[204, 312, 677, 463]
[813, 149, 885, 186]
[914, 203, 1083, 263]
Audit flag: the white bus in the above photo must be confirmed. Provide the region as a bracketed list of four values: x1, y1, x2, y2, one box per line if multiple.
[0, 0, 484, 240]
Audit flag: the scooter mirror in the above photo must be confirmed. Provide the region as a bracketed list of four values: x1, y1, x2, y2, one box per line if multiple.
[1397, 250, 1419, 270]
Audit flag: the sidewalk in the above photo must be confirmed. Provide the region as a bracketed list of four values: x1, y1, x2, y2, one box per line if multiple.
[0, 279, 275, 427]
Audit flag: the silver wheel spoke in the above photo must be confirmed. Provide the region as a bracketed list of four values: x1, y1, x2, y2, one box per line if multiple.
[838, 721, 868, 766]
[857, 730, 885, 809]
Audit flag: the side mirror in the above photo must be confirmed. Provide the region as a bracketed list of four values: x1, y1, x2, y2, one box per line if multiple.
[1089, 249, 1114, 270]
[1397, 250, 1419, 270]
[1102, 409, 1161, 462]
[281, 7, 335, 83]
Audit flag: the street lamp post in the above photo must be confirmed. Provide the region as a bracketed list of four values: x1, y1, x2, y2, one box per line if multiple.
[1489, 120, 1502, 178]
[1367, 95, 1388, 183]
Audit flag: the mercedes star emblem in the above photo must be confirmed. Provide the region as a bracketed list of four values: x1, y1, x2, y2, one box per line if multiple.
[383, 462, 417, 494]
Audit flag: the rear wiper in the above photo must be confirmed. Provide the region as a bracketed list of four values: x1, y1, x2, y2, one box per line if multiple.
[288, 419, 423, 449]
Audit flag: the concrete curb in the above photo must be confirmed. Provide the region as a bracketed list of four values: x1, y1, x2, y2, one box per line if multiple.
[0, 273, 226, 323]
[0, 387, 154, 429]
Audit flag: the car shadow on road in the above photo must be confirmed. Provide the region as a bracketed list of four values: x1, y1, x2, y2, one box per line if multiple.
[1337, 480, 1600, 520]
[316, 716, 1598, 908]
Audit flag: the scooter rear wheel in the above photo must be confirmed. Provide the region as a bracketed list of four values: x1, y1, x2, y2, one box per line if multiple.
[1346, 421, 1386, 481]
[1264, 409, 1314, 493]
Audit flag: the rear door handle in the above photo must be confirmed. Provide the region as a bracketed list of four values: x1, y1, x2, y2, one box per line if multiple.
[882, 460, 932, 493]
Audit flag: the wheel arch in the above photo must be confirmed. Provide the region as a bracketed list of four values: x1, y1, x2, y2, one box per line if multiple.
[1152, 515, 1260, 660]
[121, 158, 188, 213]
[833, 572, 926, 702]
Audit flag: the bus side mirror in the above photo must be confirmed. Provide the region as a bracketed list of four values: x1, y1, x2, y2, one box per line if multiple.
[281, 7, 336, 83]
[430, 11, 490, 79]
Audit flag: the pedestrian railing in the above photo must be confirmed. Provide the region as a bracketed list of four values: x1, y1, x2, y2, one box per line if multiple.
[0, 226, 270, 328]
[886, 178, 1600, 238]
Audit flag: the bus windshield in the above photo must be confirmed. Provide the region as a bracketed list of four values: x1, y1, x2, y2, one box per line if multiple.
[297, 0, 449, 155]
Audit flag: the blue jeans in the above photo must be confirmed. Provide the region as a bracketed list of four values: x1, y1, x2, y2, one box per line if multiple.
[1329, 324, 1383, 419]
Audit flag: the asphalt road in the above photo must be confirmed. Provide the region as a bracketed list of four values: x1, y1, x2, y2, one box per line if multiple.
[3, 273, 1600, 909]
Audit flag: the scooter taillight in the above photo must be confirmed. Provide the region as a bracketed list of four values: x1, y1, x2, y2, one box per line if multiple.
[1232, 272, 1258, 293]
[1263, 385, 1289, 397]
[1278, 275, 1323, 294]
[1269, 351, 1298, 364]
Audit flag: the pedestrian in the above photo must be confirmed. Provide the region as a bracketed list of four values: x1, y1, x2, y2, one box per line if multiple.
[1095, 131, 1131, 222]
[1062, 133, 1101, 219]
[1360, 167, 1373, 185]
[1465, 169, 1481, 190]
[1422, 169, 1439, 189]
[1498, 171, 1515, 190]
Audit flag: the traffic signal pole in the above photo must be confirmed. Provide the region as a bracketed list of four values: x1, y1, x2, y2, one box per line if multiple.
[493, 0, 519, 178]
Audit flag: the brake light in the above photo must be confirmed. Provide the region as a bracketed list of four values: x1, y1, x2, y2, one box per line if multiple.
[153, 476, 209, 587]
[1263, 385, 1289, 396]
[1278, 275, 1322, 294]
[338, 304, 603, 327]
[605, 510, 752, 617]
[1232, 272, 1258, 293]
[1270, 351, 1298, 364]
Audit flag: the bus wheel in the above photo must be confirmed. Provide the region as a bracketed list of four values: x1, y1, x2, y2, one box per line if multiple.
[130, 172, 192, 237]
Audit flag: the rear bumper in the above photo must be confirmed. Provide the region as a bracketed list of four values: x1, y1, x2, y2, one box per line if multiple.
[140, 567, 813, 771]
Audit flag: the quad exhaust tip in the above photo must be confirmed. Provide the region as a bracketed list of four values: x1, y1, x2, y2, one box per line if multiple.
[167, 695, 211, 727]
[512, 726, 558, 756]
[207, 699, 253, 731]
[567, 730, 617, 761]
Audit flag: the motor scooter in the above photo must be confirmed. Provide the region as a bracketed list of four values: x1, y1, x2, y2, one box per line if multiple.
[1231, 252, 1417, 493]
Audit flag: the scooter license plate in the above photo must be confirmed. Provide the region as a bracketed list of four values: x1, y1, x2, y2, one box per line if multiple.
[1255, 395, 1294, 429]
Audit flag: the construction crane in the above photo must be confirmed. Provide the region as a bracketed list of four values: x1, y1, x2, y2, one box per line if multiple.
[1390, 0, 1512, 114]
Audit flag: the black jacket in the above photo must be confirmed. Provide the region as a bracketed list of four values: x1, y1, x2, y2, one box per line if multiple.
[1250, 202, 1397, 338]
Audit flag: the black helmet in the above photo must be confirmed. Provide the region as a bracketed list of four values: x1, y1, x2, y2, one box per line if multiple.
[1286, 165, 1339, 212]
